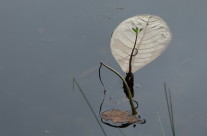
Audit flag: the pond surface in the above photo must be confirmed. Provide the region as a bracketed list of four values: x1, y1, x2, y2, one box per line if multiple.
[0, 0, 207, 135]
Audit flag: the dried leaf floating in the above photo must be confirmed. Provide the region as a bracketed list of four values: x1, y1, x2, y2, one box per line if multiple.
[101, 109, 140, 124]
[110, 14, 171, 73]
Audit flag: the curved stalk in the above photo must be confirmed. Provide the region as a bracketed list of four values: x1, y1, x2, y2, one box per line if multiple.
[100, 62, 137, 115]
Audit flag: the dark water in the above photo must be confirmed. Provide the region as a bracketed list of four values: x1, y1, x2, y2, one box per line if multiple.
[0, 0, 207, 135]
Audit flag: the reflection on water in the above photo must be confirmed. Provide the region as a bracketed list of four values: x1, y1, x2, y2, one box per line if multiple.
[0, 0, 207, 136]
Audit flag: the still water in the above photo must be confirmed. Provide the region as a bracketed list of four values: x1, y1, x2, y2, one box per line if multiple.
[0, 0, 207, 136]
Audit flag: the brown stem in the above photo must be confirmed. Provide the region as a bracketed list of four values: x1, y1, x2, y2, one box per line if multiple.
[128, 32, 138, 73]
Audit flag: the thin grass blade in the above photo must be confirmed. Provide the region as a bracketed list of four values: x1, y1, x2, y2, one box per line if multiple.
[118, 128, 127, 136]
[157, 112, 166, 136]
[164, 82, 176, 136]
[73, 78, 107, 136]
[168, 89, 175, 136]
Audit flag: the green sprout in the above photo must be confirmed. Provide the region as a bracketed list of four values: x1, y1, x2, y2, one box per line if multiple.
[132, 27, 144, 34]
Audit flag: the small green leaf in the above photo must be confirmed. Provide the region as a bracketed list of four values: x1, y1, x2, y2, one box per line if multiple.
[139, 28, 144, 33]
[132, 27, 138, 33]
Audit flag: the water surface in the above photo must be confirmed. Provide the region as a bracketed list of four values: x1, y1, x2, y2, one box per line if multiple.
[0, 0, 207, 135]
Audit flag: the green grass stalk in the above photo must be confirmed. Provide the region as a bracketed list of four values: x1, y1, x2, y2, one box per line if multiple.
[73, 78, 107, 136]
[164, 82, 176, 136]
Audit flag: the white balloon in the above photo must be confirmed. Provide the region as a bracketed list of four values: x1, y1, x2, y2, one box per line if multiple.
[110, 14, 171, 73]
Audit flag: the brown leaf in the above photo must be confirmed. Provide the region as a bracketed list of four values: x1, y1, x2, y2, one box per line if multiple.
[101, 109, 140, 124]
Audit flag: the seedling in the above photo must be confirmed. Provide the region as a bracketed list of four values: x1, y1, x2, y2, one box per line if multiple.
[99, 14, 171, 127]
